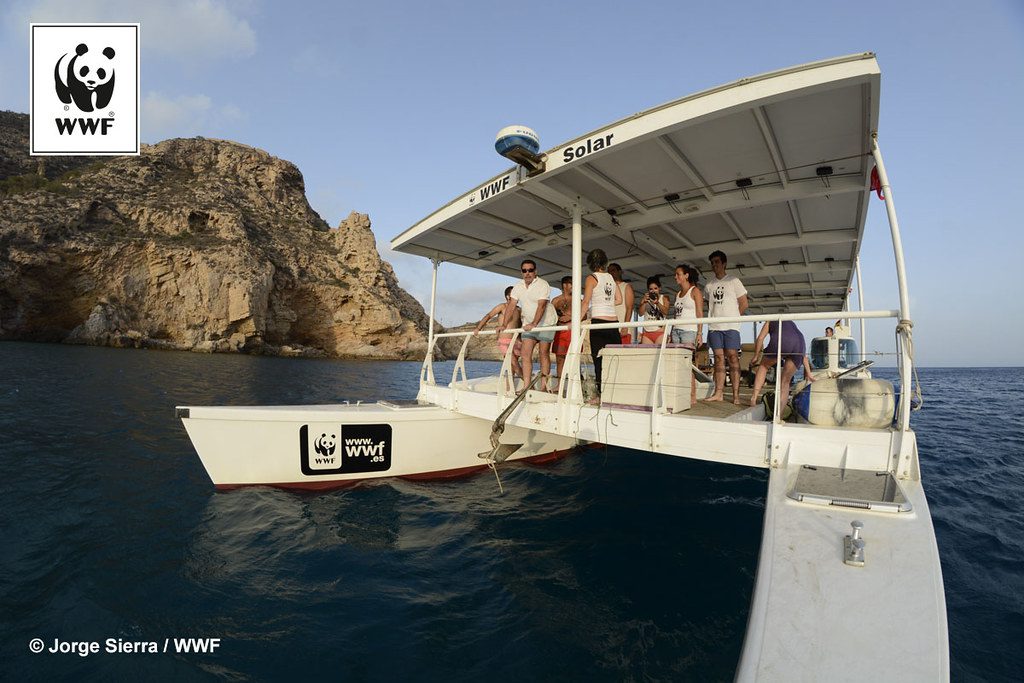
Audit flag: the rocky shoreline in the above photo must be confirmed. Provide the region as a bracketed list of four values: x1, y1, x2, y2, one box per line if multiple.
[0, 111, 441, 360]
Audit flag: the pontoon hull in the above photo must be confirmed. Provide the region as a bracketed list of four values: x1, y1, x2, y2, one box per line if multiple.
[178, 402, 580, 490]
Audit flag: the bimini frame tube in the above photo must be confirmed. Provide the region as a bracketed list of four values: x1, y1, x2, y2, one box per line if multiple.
[418, 257, 440, 387]
[428, 257, 439, 348]
[567, 202, 583, 401]
[870, 135, 913, 436]
[570, 203, 582, 348]
[871, 136, 911, 321]
[855, 255, 866, 359]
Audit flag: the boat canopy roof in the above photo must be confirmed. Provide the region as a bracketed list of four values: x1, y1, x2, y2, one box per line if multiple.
[391, 53, 881, 313]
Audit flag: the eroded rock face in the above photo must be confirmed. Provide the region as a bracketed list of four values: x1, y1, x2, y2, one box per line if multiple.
[0, 114, 435, 359]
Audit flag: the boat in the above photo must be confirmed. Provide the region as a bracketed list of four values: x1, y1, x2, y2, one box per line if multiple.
[177, 52, 947, 678]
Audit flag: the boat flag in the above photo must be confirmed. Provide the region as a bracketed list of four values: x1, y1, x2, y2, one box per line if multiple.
[870, 167, 885, 200]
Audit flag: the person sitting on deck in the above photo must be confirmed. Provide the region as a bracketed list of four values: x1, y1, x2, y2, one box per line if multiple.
[638, 276, 670, 344]
[550, 276, 573, 392]
[704, 250, 748, 404]
[473, 286, 522, 377]
[749, 320, 815, 410]
[579, 248, 622, 401]
[498, 259, 557, 393]
[607, 262, 635, 344]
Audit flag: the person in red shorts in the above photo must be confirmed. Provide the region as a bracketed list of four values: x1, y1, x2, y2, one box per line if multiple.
[550, 276, 573, 392]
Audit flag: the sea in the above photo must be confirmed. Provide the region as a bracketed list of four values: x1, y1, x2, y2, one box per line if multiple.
[0, 342, 1020, 682]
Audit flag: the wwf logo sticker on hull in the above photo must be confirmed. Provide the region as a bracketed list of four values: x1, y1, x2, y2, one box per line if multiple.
[300, 424, 392, 475]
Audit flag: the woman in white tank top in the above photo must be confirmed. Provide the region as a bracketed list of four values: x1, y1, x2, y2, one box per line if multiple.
[580, 249, 622, 398]
[607, 263, 635, 344]
[671, 264, 703, 347]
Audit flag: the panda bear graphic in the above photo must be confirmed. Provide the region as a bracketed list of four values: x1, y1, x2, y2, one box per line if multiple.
[314, 432, 337, 457]
[54, 43, 115, 112]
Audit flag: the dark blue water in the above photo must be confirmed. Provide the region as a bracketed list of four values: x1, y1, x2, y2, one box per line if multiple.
[0, 343, 1020, 681]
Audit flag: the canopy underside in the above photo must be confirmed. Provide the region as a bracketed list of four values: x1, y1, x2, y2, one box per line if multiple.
[392, 54, 882, 314]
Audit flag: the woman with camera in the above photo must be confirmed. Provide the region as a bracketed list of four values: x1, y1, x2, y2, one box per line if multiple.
[638, 276, 670, 344]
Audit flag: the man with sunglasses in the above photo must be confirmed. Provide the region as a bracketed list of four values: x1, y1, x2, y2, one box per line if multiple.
[499, 259, 557, 392]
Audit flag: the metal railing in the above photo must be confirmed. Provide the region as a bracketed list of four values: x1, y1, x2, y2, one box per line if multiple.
[421, 308, 904, 421]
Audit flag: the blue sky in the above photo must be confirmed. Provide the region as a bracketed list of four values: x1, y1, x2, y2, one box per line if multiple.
[2, 0, 1022, 365]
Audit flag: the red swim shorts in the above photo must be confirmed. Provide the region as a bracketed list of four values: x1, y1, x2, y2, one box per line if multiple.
[552, 329, 572, 355]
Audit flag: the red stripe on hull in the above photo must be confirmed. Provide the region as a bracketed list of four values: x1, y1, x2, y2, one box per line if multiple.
[213, 444, 592, 492]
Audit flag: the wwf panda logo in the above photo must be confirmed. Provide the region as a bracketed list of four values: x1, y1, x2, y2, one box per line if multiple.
[54, 43, 116, 112]
[314, 432, 337, 457]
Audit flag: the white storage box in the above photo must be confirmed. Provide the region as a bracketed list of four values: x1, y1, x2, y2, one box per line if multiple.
[597, 344, 693, 412]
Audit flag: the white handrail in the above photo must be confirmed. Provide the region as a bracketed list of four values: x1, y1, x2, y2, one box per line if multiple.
[450, 334, 472, 387]
[432, 309, 899, 339]
[422, 308, 901, 422]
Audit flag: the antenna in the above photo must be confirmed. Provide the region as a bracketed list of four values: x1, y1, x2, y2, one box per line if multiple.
[495, 125, 546, 176]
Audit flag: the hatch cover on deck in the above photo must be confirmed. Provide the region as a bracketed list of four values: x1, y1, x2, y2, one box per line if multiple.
[377, 400, 436, 409]
[787, 465, 911, 513]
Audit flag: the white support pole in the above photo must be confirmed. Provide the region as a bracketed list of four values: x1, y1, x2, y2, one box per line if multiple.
[569, 202, 583, 401]
[870, 135, 913, 437]
[772, 317, 783, 424]
[855, 255, 866, 360]
[870, 137, 911, 322]
[426, 257, 439, 386]
[428, 257, 439, 347]
[570, 203, 583, 345]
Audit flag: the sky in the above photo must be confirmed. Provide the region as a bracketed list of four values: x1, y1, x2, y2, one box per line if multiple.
[2, 0, 1022, 366]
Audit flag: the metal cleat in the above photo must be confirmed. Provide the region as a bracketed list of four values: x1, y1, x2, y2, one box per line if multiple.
[844, 521, 866, 567]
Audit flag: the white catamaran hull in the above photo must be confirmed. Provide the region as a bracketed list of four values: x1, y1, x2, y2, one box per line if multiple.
[178, 402, 580, 490]
[176, 54, 948, 678]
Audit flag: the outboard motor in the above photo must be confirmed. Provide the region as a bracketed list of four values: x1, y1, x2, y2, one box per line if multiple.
[495, 125, 546, 176]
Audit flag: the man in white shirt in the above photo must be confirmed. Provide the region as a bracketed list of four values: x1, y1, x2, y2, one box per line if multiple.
[704, 250, 748, 404]
[499, 259, 556, 391]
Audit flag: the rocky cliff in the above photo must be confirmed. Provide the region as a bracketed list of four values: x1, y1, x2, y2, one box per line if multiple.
[0, 111, 434, 359]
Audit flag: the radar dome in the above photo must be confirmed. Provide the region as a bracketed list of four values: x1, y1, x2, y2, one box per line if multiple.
[495, 125, 540, 157]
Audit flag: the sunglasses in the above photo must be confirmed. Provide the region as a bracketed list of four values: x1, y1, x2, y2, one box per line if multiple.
[521, 268, 536, 273]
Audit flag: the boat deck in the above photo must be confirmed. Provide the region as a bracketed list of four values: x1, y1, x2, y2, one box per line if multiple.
[737, 464, 948, 680]
[493, 377, 757, 420]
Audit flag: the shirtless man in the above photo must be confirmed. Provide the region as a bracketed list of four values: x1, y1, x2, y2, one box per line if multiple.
[474, 286, 521, 377]
[550, 276, 573, 391]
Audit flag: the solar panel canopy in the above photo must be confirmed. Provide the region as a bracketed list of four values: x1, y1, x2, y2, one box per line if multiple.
[391, 54, 881, 314]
